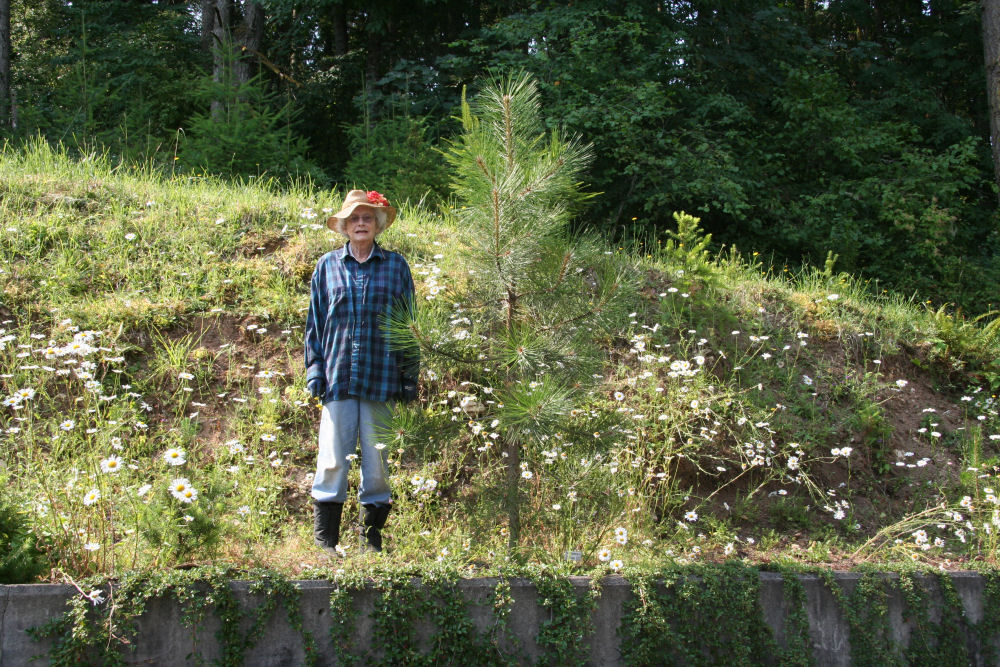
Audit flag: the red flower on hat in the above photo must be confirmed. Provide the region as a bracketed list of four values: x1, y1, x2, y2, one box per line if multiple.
[366, 191, 389, 207]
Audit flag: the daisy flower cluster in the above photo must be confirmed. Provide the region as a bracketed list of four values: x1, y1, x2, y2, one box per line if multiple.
[0, 311, 317, 572]
[413, 247, 446, 300]
[409, 474, 439, 497]
[596, 527, 629, 572]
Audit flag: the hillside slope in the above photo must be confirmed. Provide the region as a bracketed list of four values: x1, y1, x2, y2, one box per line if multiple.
[1, 142, 999, 578]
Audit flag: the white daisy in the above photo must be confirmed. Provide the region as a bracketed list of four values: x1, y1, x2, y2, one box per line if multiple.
[163, 448, 186, 466]
[100, 455, 123, 474]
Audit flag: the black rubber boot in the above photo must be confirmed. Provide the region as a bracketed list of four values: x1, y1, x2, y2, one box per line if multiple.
[313, 501, 343, 556]
[362, 503, 391, 552]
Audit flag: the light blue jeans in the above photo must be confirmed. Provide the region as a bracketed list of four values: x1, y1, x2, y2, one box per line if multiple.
[311, 398, 392, 505]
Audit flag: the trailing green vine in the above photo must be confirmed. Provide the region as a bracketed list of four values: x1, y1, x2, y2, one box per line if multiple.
[329, 580, 361, 667]
[490, 573, 518, 659]
[524, 564, 601, 666]
[934, 572, 972, 666]
[776, 568, 814, 666]
[977, 567, 1000, 665]
[899, 571, 939, 664]
[818, 568, 903, 666]
[620, 561, 783, 666]
[322, 562, 523, 666]
[28, 566, 317, 666]
[25, 562, 1000, 665]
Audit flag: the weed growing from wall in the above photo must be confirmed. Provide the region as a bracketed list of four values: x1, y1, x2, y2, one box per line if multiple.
[976, 567, 1000, 664]
[826, 569, 901, 666]
[323, 564, 526, 666]
[897, 571, 971, 664]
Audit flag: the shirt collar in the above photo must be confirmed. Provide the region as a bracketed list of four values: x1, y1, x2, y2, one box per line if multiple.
[339, 241, 385, 264]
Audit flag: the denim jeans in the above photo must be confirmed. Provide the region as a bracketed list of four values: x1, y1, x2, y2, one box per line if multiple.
[311, 397, 392, 505]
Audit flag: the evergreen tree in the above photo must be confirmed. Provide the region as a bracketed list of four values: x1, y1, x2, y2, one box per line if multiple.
[388, 73, 633, 549]
[182, 40, 326, 182]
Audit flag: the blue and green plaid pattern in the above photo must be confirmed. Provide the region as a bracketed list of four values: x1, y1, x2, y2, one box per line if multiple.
[305, 242, 418, 402]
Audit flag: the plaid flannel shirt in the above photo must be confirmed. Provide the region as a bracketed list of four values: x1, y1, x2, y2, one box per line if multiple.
[304, 241, 418, 403]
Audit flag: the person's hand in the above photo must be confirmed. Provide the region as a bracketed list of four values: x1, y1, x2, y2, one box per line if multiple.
[307, 377, 326, 400]
[400, 378, 418, 403]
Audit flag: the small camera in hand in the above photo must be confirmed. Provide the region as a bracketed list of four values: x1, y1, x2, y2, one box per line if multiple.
[400, 379, 418, 403]
[307, 378, 326, 400]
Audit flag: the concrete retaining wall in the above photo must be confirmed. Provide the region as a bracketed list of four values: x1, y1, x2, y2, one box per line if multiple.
[1, 572, 996, 665]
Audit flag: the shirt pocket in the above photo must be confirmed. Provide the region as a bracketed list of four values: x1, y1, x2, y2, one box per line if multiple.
[328, 285, 350, 320]
[367, 282, 393, 325]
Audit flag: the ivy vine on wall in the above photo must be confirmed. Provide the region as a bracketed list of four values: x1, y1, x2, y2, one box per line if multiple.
[24, 563, 1000, 665]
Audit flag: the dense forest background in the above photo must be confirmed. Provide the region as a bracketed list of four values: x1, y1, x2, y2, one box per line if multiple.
[2, 0, 999, 314]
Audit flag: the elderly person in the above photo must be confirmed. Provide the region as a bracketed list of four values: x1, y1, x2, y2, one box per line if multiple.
[304, 189, 418, 555]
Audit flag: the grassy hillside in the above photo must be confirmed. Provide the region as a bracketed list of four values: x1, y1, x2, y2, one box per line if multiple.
[2, 140, 999, 580]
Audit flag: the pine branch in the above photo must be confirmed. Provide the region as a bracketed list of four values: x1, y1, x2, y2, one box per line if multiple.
[476, 156, 494, 185]
[409, 323, 498, 366]
[517, 157, 565, 200]
[539, 282, 622, 335]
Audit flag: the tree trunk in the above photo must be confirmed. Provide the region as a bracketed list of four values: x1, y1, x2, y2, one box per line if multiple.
[331, 2, 348, 56]
[234, 0, 264, 86]
[208, 0, 265, 119]
[0, 0, 11, 129]
[364, 26, 379, 92]
[504, 437, 521, 549]
[210, 0, 231, 120]
[983, 0, 1000, 201]
[200, 0, 216, 53]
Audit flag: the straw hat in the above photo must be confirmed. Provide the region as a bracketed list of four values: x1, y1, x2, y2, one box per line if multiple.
[327, 189, 397, 234]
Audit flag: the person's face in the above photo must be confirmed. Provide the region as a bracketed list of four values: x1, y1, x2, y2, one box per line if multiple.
[345, 205, 377, 244]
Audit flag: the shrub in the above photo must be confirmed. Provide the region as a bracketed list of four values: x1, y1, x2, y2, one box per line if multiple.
[341, 112, 450, 207]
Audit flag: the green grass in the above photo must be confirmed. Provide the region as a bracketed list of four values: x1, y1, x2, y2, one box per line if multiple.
[2, 139, 1000, 580]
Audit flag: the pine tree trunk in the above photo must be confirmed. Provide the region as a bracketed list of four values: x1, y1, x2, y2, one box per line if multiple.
[504, 436, 521, 549]
[208, 1, 264, 119]
[983, 0, 1000, 201]
[503, 279, 522, 548]
[0, 0, 10, 129]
